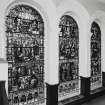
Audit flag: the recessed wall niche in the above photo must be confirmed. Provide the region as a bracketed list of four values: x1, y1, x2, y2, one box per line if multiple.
[58, 15, 80, 100]
[5, 4, 45, 105]
[90, 21, 102, 91]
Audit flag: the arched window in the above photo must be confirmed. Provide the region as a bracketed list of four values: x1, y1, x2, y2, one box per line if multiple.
[5, 4, 45, 105]
[91, 22, 102, 90]
[58, 15, 79, 100]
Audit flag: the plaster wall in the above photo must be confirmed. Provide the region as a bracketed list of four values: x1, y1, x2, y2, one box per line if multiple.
[0, 0, 105, 94]
[0, 0, 59, 92]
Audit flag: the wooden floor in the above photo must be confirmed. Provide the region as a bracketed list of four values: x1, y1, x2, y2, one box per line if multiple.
[82, 95, 105, 105]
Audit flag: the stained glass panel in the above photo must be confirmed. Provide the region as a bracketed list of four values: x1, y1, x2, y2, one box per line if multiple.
[6, 5, 45, 105]
[58, 15, 80, 100]
[90, 22, 102, 90]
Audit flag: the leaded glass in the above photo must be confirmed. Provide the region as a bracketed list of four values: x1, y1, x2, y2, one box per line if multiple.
[6, 5, 45, 105]
[58, 15, 79, 100]
[90, 22, 102, 90]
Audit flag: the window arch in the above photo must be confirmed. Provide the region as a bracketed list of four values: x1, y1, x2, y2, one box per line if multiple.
[5, 4, 45, 105]
[90, 21, 102, 90]
[58, 15, 80, 100]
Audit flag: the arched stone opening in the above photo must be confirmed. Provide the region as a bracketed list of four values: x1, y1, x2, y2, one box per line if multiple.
[5, 3, 47, 105]
[89, 10, 105, 91]
[58, 14, 80, 101]
[90, 21, 102, 90]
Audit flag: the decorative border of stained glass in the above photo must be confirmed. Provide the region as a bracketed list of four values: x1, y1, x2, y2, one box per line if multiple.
[5, 4, 45, 105]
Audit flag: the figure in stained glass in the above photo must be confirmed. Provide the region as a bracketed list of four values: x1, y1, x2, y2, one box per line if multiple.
[6, 4, 45, 105]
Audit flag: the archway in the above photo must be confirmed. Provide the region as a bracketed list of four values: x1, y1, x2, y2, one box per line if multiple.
[90, 21, 102, 90]
[5, 4, 45, 105]
[58, 15, 80, 100]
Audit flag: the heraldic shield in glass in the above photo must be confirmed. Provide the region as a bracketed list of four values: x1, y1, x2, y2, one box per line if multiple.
[6, 4, 45, 105]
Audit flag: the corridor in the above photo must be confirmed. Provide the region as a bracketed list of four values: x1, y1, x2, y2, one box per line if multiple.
[82, 95, 105, 105]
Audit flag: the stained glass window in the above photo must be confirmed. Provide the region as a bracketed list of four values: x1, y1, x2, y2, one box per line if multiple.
[90, 22, 102, 90]
[5, 4, 45, 105]
[58, 15, 80, 100]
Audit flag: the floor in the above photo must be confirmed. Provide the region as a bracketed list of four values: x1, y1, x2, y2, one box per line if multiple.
[82, 95, 105, 105]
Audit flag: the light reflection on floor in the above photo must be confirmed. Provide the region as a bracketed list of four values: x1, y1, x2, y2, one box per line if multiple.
[82, 95, 105, 105]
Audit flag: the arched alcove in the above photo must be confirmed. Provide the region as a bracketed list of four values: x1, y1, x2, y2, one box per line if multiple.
[57, 0, 90, 101]
[58, 14, 80, 101]
[89, 10, 105, 91]
[5, 4, 46, 105]
[90, 21, 102, 90]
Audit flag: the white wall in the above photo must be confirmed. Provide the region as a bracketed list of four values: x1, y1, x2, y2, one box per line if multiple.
[90, 11, 105, 73]
[0, 0, 59, 93]
[57, 0, 91, 77]
[0, 0, 14, 93]
[0, 0, 105, 94]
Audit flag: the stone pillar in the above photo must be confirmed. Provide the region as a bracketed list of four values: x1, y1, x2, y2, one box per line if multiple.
[46, 84, 58, 105]
[101, 19, 105, 88]
[45, 10, 59, 105]
[80, 77, 90, 97]
[0, 81, 8, 105]
[79, 23, 91, 97]
[102, 72, 105, 87]
[0, 60, 8, 94]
